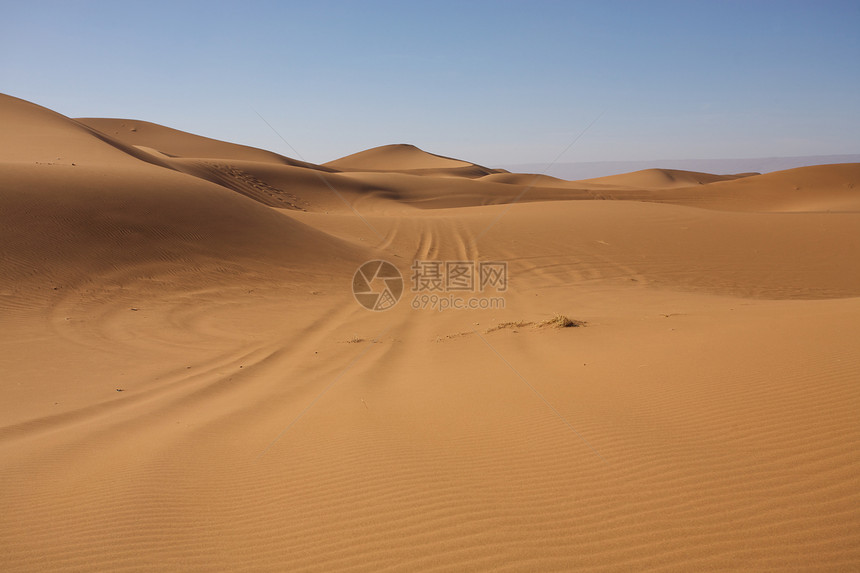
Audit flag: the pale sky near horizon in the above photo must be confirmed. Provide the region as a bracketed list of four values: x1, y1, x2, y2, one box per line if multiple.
[2, 0, 858, 167]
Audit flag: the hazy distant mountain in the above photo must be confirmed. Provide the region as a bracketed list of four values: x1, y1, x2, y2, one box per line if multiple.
[502, 154, 860, 181]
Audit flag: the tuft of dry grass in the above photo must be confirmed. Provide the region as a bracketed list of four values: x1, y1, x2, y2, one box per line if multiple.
[484, 315, 586, 333]
[537, 314, 585, 329]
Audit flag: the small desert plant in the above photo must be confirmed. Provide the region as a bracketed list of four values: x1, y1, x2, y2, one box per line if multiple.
[538, 314, 585, 328]
[485, 314, 585, 333]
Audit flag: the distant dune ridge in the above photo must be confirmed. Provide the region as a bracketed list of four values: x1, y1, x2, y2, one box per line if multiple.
[506, 154, 860, 180]
[2, 93, 859, 572]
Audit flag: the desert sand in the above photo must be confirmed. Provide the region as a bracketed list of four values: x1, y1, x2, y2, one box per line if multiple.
[1, 93, 859, 571]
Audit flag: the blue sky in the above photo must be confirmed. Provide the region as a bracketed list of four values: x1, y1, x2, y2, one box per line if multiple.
[2, 1, 858, 166]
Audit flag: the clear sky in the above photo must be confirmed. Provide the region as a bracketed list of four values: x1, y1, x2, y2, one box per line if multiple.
[2, 0, 858, 167]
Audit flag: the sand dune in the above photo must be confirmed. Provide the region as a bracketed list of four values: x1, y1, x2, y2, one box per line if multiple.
[2, 94, 859, 572]
[78, 117, 330, 171]
[325, 143, 474, 170]
[0, 94, 172, 169]
[479, 171, 580, 188]
[573, 167, 757, 188]
[660, 163, 860, 212]
[0, 95, 366, 311]
[325, 143, 504, 178]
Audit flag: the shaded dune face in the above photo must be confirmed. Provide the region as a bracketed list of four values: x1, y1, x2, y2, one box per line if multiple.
[0, 95, 366, 294]
[2, 93, 859, 572]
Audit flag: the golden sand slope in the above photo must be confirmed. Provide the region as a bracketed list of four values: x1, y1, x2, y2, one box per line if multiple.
[1, 94, 859, 572]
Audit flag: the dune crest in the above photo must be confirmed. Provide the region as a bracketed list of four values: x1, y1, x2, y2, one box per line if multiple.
[78, 117, 331, 171]
[324, 143, 506, 177]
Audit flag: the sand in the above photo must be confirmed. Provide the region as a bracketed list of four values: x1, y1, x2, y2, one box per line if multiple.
[2, 93, 859, 571]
